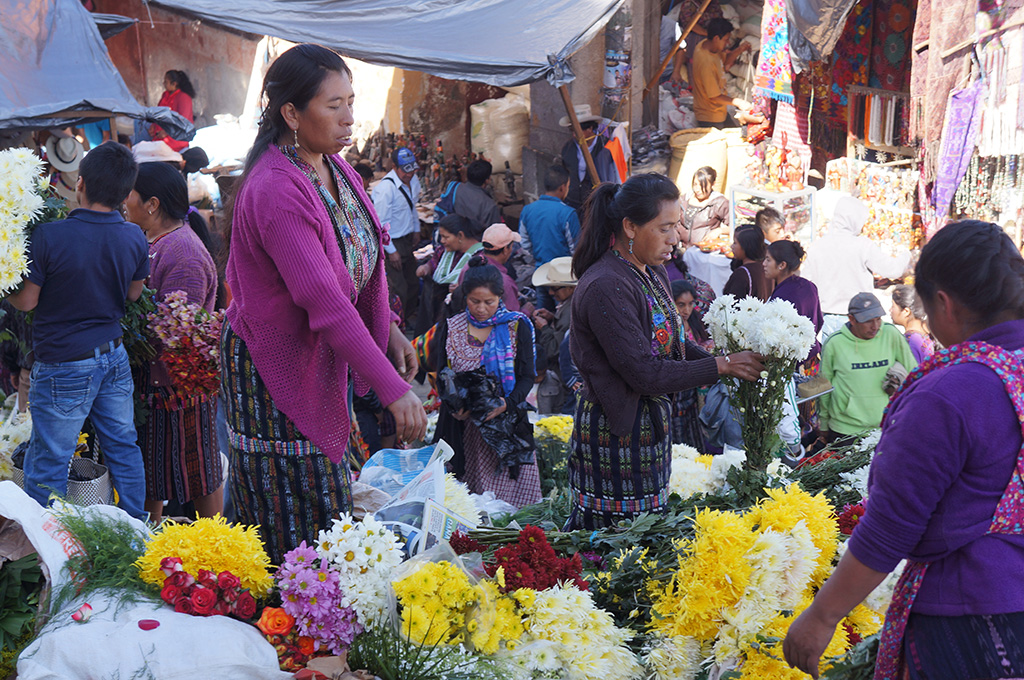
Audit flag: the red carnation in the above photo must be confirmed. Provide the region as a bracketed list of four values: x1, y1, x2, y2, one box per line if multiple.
[217, 571, 241, 590]
[190, 587, 218, 616]
[449, 531, 486, 556]
[160, 583, 183, 606]
[233, 590, 257, 619]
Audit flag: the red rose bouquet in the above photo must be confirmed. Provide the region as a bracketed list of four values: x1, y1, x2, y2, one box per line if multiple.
[158, 557, 256, 619]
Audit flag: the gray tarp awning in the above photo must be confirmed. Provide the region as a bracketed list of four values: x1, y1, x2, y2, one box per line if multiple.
[0, 0, 194, 136]
[92, 12, 137, 40]
[150, 0, 625, 87]
[787, 0, 859, 72]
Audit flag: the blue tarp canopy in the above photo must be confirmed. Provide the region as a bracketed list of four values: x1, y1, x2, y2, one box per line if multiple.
[0, 0, 194, 135]
[150, 0, 625, 87]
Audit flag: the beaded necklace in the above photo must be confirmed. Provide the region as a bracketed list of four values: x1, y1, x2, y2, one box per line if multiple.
[613, 250, 681, 358]
[280, 145, 379, 293]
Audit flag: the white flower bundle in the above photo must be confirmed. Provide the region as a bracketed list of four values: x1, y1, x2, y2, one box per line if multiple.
[0, 148, 47, 294]
[704, 295, 815, 470]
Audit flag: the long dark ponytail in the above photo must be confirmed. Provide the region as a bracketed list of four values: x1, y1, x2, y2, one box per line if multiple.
[165, 70, 196, 99]
[238, 44, 351, 189]
[572, 173, 680, 278]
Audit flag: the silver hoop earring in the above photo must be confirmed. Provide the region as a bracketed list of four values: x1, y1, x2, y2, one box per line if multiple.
[628, 238, 634, 255]
[293, 128, 299, 148]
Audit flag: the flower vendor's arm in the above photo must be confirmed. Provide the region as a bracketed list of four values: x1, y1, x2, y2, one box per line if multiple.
[783, 550, 888, 678]
[254, 171, 410, 408]
[6, 282, 40, 312]
[580, 276, 719, 394]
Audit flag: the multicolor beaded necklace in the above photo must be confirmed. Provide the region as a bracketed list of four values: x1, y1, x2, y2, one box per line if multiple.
[280, 145, 378, 293]
[613, 250, 681, 358]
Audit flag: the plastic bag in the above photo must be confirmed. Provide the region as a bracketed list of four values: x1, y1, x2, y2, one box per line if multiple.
[447, 367, 534, 473]
[0, 482, 288, 680]
[373, 442, 455, 553]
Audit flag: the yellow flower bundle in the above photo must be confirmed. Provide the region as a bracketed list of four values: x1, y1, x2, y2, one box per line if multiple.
[534, 415, 573, 443]
[134, 515, 273, 597]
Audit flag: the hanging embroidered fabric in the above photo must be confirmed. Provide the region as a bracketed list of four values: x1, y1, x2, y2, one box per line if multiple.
[755, 0, 794, 103]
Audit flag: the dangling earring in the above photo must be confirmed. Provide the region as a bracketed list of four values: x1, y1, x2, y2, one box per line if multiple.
[628, 238, 634, 255]
[293, 128, 300, 148]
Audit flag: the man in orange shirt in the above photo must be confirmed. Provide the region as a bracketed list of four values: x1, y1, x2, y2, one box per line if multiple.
[691, 18, 757, 129]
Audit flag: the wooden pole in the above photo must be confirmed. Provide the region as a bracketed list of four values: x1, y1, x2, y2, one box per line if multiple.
[642, 0, 713, 99]
[558, 84, 601, 188]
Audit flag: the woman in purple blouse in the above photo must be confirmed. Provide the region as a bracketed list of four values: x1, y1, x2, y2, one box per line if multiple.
[890, 284, 935, 364]
[766, 239, 823, 366]
[784, 220, 1024, 679]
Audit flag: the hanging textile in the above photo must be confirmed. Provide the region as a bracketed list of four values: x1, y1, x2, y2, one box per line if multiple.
[909, 0, 931, 142]
[868, 0, 915, 92]
[827, 0, 874, 129]
[772, 100, 813, 168]
[918, 2, 976, 154]
[933, 80, 984, 221]
[756, 0, 795, 102]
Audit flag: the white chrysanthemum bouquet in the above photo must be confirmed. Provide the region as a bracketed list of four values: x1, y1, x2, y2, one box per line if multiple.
[0, 148, 66, 294]
[705, 295, 815, 471]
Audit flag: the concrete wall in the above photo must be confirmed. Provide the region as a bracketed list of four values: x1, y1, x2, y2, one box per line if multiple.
[97, 0, 259, 127]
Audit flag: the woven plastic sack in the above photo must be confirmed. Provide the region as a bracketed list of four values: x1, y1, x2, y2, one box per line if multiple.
[0, 482, 290, 680]
[668, 128, 728, 195]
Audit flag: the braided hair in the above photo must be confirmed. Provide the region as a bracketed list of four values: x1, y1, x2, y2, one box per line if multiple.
[915, 220, 1024, 325]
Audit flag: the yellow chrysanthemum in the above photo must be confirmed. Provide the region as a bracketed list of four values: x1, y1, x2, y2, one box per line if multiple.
[845, 604, 883, 638]
[650, 509, 757, 641]
[394, 561, 479, 646]
[134, 515, 273, 596]
[745, 484, 839, 586]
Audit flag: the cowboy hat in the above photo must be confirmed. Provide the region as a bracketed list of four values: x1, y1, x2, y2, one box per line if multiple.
[558, 104, 604, 128]
[45, 135, 85, 172]
[532, 257, 577, 287]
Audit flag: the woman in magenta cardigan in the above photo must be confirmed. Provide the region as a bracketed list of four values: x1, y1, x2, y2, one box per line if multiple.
[222, 44, 426, 562]
[784, 220, 1024, 679]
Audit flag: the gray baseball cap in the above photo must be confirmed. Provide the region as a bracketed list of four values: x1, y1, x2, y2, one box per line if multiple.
[848, 292, 885, 322]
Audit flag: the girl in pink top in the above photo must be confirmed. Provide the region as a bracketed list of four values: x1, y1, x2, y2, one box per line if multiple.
[221, 45, 425, 562]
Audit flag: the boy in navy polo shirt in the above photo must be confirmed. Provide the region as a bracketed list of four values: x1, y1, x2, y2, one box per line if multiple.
[8, 142, 149, 519]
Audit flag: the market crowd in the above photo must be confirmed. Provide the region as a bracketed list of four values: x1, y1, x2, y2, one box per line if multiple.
[7, 37, 1024, 678]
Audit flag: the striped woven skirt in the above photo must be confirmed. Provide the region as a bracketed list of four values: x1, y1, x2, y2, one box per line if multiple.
[564, 395, 672, 530]
[221, 323, 352, 564]
[905, 611, 1024, 679]
[136, 362, 221, 503]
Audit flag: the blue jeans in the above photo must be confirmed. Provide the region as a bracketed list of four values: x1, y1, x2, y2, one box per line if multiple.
[24, 343, 147, 520]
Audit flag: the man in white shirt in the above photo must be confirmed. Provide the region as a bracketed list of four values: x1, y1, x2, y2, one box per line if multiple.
[372, 147, 422, 322]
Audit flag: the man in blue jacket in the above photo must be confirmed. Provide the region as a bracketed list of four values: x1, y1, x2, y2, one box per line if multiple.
[520, 165, 581, 310]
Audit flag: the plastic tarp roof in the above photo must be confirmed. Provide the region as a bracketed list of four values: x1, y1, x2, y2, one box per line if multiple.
[150, 0, 625, 87]
[788, 0, 858, 72]
[0, 0, 194, 136]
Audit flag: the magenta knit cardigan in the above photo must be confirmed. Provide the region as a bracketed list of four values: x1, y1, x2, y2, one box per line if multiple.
[225, 145, 409, 462]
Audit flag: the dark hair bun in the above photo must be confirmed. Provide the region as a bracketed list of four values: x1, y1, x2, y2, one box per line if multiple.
[467, 254, 488, 268]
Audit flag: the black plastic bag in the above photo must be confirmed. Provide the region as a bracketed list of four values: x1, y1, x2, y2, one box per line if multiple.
[437, 367, 535, 478]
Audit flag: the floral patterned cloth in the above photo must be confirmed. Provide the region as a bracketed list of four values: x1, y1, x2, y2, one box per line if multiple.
[755, 0, 794, 103]
[869, 0, 915, 92]
[874, 341, 1024, 680]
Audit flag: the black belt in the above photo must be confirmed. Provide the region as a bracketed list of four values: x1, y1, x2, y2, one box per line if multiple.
[68, 337, 122, 362]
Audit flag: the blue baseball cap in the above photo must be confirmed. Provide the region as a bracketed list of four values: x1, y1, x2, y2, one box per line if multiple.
[393, 147, 419, 173]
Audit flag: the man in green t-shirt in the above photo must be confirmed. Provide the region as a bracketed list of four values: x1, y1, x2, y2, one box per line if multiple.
[818, 292, 918, 443]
